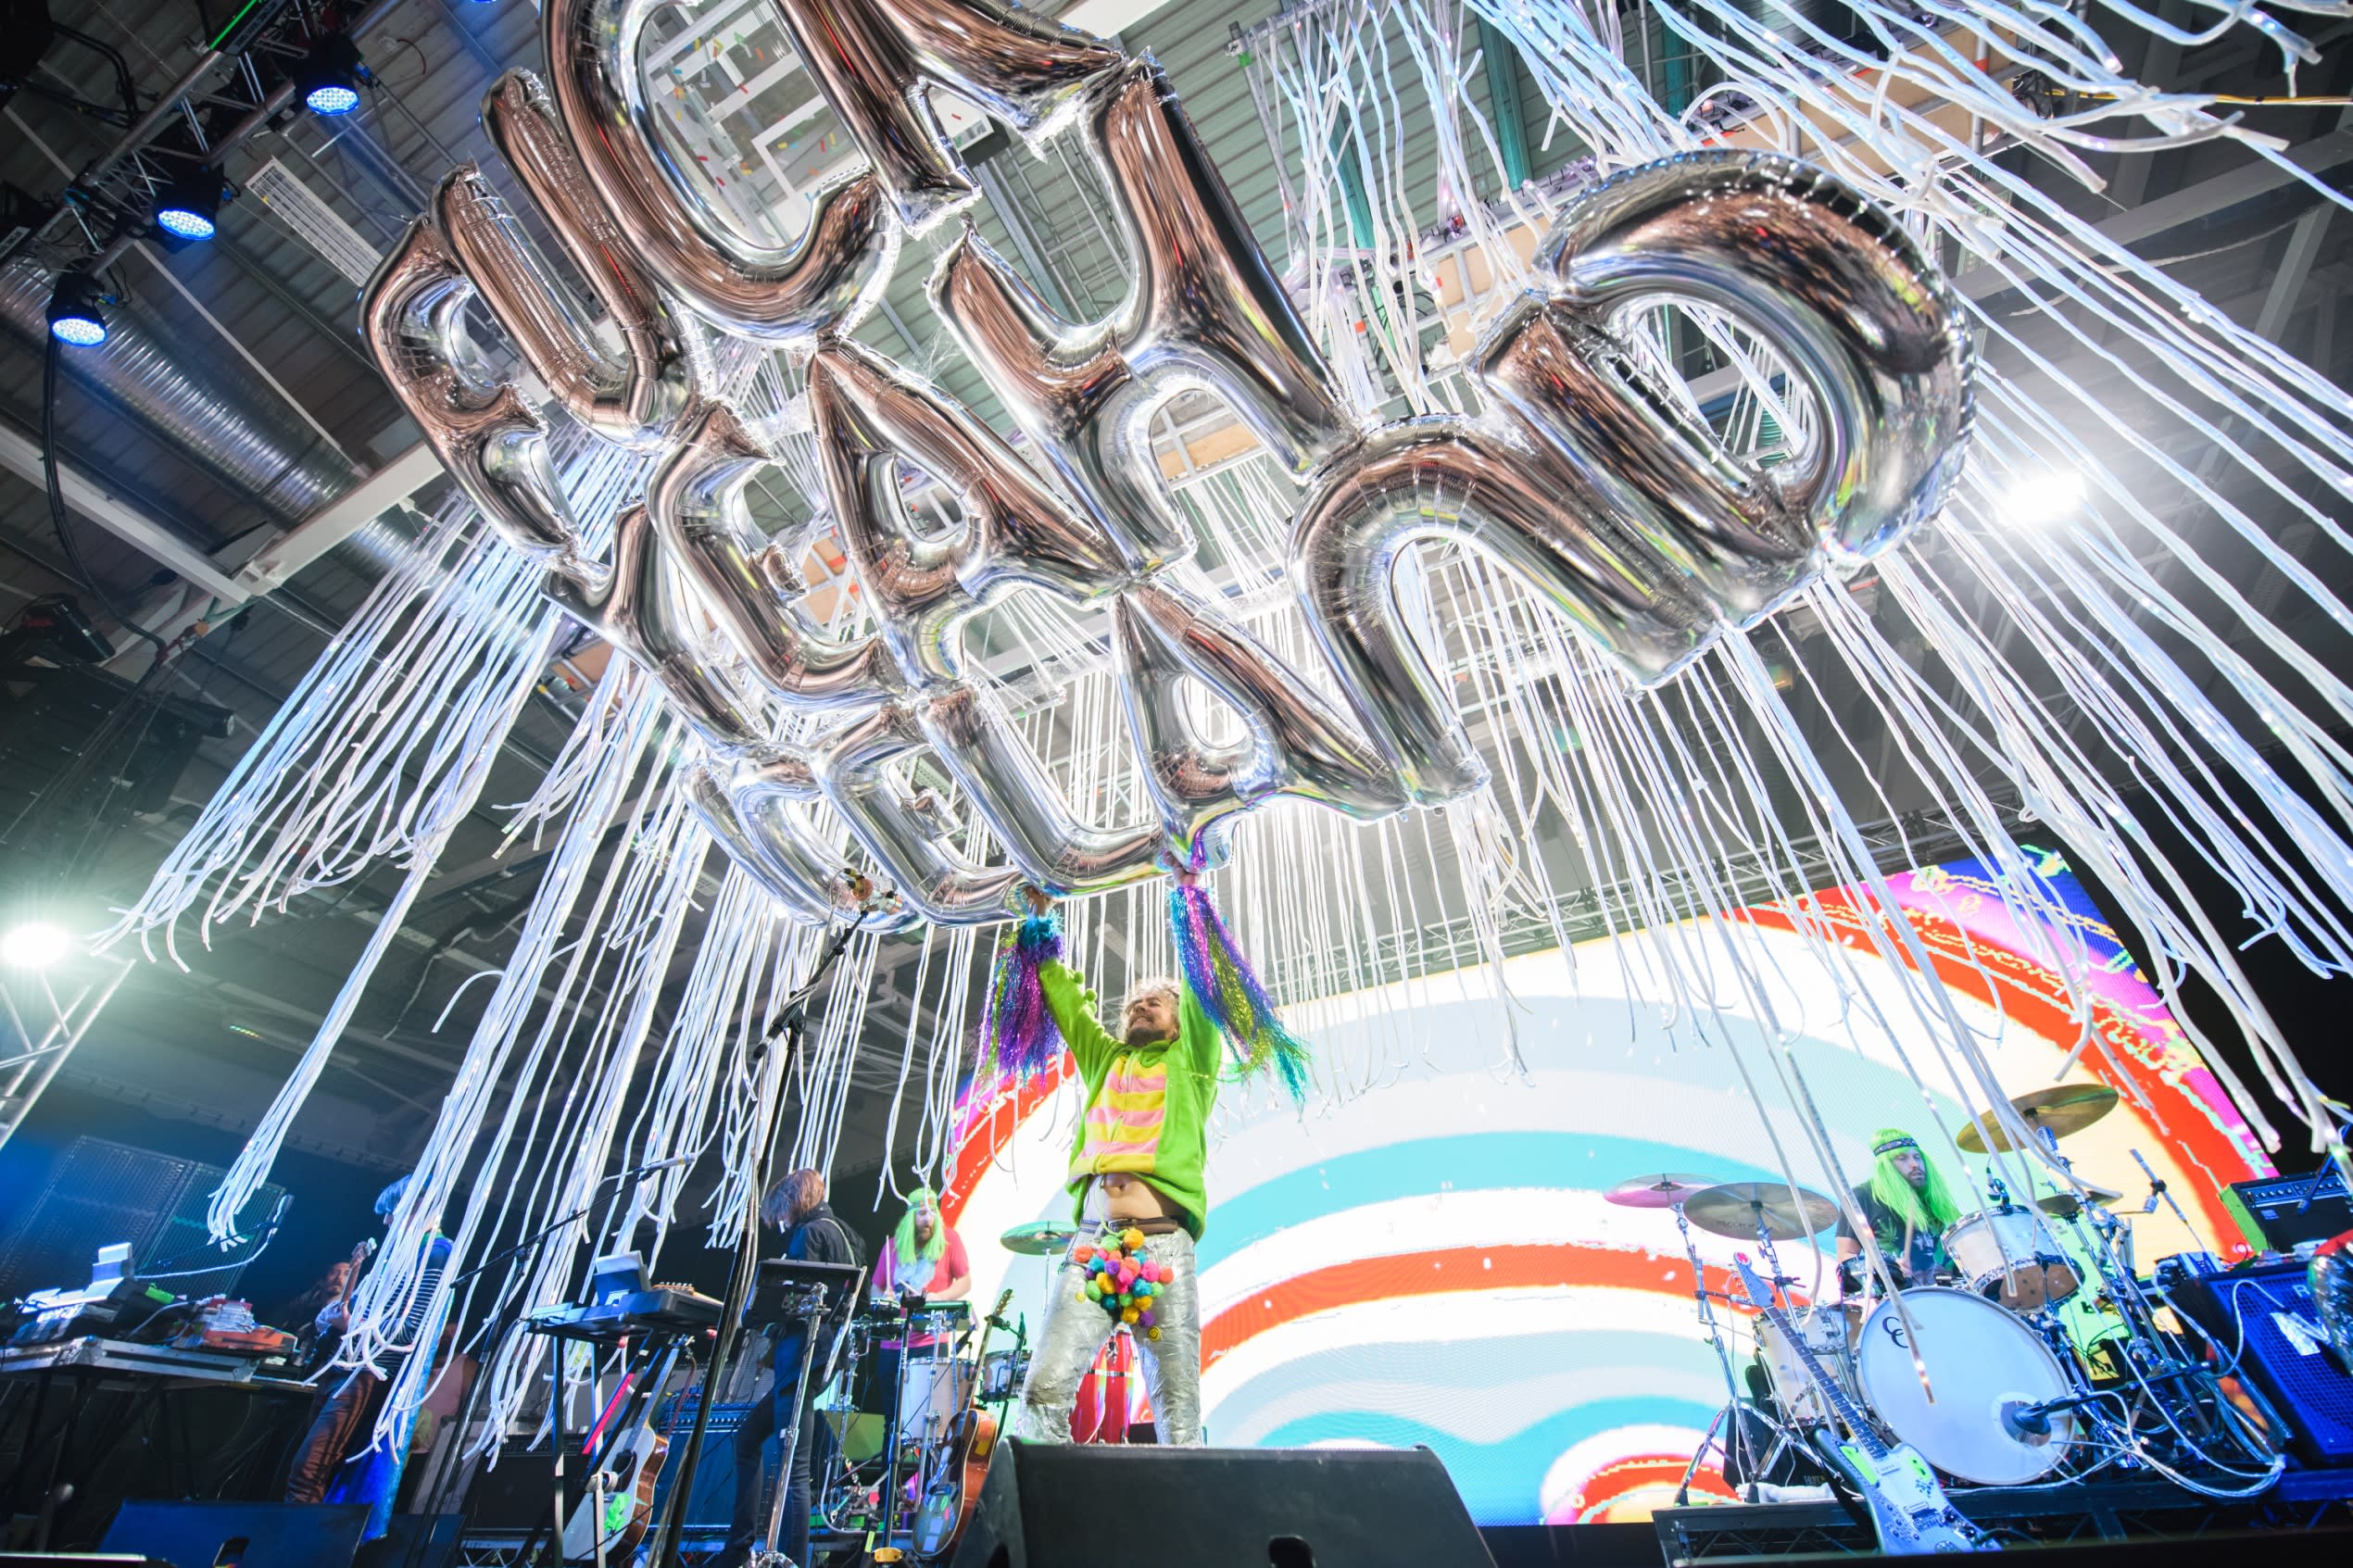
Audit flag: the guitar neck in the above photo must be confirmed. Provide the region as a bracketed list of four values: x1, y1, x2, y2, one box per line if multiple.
[1754, 1298, 1887, 1460]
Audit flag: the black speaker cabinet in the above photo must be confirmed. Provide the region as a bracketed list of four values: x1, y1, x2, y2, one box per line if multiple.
[99, 1499, 371, 1568]
[950, 1442, 1494, 1568]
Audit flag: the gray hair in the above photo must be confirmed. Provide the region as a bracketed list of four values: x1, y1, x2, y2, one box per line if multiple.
[1124, 976, 1179, 1013]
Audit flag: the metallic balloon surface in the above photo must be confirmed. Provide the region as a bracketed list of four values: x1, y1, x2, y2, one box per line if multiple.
[807, 337, 1130, 687]
[648, 399, 902, 709]
[463, 71, 693, 450]
[358, 0, 1976, 929]
[932, 60, 1358, 569]
[766, 0, 1122, 232]
[1114, 583, 1405, 855]
[813, 701, 1024, 924]
[541, 0, 897, 343]
[362, 221, 595, 568]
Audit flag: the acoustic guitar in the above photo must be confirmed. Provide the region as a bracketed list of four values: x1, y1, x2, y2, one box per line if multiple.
[912, 1289, 1014, 1561]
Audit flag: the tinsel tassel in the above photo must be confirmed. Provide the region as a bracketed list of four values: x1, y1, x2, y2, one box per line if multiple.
[979, 912, 1064, 1082]
[1168, 879, 1311, 1105]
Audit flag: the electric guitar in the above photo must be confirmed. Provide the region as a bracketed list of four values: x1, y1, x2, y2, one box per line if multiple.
[912, 1289, 1013, 1561]
[1731, 1256, 1991, 1555]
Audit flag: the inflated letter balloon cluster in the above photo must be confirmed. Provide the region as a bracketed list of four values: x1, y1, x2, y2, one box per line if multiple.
[360, 0, 1973, 932]
[1076, 1229, 1167, 1340]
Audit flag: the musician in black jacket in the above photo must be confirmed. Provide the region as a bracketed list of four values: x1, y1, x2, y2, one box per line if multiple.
[717, 1168, 862, 1568]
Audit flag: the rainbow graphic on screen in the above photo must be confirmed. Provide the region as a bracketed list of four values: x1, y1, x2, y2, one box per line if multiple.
[939, 852, 2270, 1525]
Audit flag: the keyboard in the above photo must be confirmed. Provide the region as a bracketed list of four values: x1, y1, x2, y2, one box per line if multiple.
[526, 1286, 722, 1343]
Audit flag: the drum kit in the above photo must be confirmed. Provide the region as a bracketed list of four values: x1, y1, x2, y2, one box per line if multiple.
[1621, 1085, 2282, 1508]
[813, 1226, 1074, 1560]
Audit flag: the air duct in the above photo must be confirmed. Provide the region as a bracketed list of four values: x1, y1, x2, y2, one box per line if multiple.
[0, 253, 360, 529]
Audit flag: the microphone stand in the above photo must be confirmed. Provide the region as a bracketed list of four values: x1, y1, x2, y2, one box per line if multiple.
[649, 916, 863, 1568]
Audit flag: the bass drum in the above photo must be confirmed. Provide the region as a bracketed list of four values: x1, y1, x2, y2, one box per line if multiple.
[1856, 1287, 2074, 1486]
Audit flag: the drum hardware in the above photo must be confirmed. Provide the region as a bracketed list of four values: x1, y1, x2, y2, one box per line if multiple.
[1731, 1258, 1988, 1552]
[1649, 1179, 1820, 1505]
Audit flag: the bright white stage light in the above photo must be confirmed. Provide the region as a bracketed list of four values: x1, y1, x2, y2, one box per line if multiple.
[2000, 469, 2087, 528]
[0, 922, 75, 970]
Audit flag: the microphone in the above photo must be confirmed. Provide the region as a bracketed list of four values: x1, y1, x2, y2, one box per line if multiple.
[1999, 1399, 2051, 1439]
[633, 1154, 693, 1173]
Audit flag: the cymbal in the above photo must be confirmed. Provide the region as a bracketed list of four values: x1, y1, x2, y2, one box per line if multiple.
[1684, 1182, 1841, 1241]
[1000, 1221, 1078, 1257]
[1604, 1173, 1718, 1210]
[1957, 1085, 2120, 1153]
[2036, 1182, 2121, 1219]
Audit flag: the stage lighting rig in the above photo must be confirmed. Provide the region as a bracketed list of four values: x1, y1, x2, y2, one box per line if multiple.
[44, 268, 108, 346]
[295, 31, 364, 117]
[151, 169, 223, 241]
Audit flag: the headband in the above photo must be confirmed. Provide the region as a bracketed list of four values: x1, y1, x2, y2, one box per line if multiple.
[1872, 1135, 1919, 1157]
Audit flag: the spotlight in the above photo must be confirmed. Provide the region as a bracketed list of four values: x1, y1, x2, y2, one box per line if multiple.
[296, 32, 364, 116]
[44, 269, 109, 347]
[0, 921, 74, 970]
[1998, 468, 2085, 528]
[152, 170, 223, 241]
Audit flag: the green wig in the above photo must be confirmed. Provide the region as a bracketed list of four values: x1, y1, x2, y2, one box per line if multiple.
[893, 1186, 947, 1266]
[1865, 1129, 1962, 1236]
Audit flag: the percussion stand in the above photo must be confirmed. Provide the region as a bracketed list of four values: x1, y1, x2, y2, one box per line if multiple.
[1672, 1203, 1767, 1504]
[753, 1285, 830, 1568]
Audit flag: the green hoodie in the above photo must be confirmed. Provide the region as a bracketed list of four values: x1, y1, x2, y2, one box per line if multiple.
[1038, 957, 1221, 1240]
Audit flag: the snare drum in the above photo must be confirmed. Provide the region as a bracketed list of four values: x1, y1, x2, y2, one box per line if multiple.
[1942, 1206, 2079, 1311]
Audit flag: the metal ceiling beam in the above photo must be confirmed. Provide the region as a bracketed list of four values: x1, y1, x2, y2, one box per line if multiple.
[0, 420, 254, 602]
[233, 441, 443, 593]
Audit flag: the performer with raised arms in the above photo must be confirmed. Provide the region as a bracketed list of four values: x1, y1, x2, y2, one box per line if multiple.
[988, 859, 1307, 1447]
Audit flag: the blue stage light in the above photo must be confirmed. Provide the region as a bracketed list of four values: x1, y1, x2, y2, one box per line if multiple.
[45, 271, 108, 347]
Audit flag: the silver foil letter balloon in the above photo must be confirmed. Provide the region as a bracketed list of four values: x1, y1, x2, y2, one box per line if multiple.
[1479, 152, 1974, 601]
[813, 701, 1024, 924]
[452, 71, 695, 452]
[541, 0, 897, 343]
[1114, 583, 1406, 857]
[362, 221, 595, 568]
[805, 336, 1131, 687]
[931, 60, 1358, 568]
[767, 0, 1123, 232]
[1294, 420, 1718, 803]
[1298, 152, 1974, 805]
[647, 399, 904, 709]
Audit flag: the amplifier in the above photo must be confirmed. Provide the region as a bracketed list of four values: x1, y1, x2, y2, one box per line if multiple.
[2221, 1167, 2351, 1253]
[2165, 1257, 2353, 1466]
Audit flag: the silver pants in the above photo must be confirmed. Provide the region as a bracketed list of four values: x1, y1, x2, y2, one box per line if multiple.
[1012, 1225, 1202, 1446]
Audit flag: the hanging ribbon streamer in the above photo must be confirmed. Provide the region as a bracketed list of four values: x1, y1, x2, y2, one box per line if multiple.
[1169, 872, 1312, 1105]
[978, 911, 1064, 1083]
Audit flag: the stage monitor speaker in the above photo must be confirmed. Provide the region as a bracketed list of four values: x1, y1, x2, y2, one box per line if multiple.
[99, 1499, 371, 1568]
[2163, 1258, 2353, 1466]
[949, 1442, 1495, 1568]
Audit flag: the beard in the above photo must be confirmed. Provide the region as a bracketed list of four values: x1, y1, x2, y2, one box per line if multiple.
[1124, 1020, 1176, 1047]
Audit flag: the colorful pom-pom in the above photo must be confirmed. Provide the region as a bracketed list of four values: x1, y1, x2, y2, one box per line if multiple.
[1121, 1307, 1139, 1324]
[1122, 1227, 1144, 1250]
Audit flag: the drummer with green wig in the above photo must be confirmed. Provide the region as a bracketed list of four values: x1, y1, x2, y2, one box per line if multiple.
[873, 1185, 972, 1305]
[1836, 1128, 1964, 1290]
